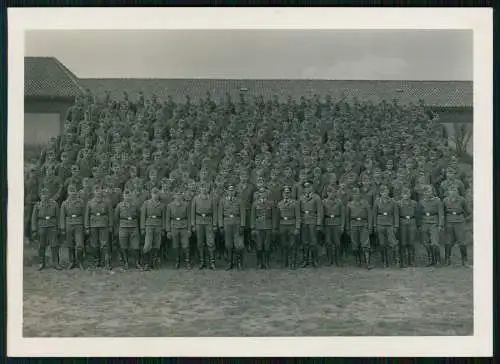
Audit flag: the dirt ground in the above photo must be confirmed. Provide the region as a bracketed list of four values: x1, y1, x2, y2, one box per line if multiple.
[23, 255, 473, 337]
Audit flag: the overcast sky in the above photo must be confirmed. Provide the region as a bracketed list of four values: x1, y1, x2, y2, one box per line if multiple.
[25, 30, 472, 80]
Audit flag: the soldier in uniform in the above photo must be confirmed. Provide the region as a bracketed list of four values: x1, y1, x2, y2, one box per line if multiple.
[277, 186, 301, 269]
[166, 190, 192, 269]
[217, 184, 246, 270]
[191, 184, 218, 270]
[251, 187, 277, 269]
[31, 187, 61, 270]
[398, 187, 419, 267]
[322, 185, 345, 267]
[237, 170, 256, 253]
[443, 186, 471, 267]
[114, 189, 141, 270]
[299, 181, 323, 268]
[85, 185, 114, 270]
[140, 188, 166, 270]
[346, 187, 373, 269]
[60, 184, 86, 269]
[373, 185, 400, 268]
[418, 185, 444, 266]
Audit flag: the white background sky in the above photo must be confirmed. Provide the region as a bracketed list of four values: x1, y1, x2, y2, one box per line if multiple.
[25, 29, 472, 80]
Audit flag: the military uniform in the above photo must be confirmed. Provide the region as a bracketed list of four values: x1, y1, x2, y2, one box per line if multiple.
[140, 193, 166, 270]
[322, 194, 345, 267]
[346, 193, 373, 269]
[217, 189, 246, 270]
[166, 196, 192, 269]
[443, 192, 471, 266]
[299, 187, 323, 267]
[237, 180, 256, 252]
[277, 190, 301, 269]
[85, 193, 113, 269]
[398, 195, 419, 266]
[191, 192, 218, 269]
[31, 190, 61, 270]
[373, 195, 400, 267]
[60, 189, 86, 269]
[418, 193, 444, 266]
[251, 190, 277, 269]
[115, 195, 141, 269]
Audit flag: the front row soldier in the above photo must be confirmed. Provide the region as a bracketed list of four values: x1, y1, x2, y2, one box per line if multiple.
[166, 191, 192, 269]
[299, 181, 323, 268]
[218, 184, 246, 270]
[191, 184, 218, 270]
[418, 185, 444, 267]
[60, 184, 85, 269]
[322, 185, 345, 267]
[277, 186, 301, 269]
[85, 186, 114, 270]
[251, 187, 277, 269]
[140, 188, 166, 270]
[346, 188, 373, 270]
[373, 185, 400, 268]
[443, 186, 471, 267]
[398, 188, 418, 267]
[31, 187, 61, 270]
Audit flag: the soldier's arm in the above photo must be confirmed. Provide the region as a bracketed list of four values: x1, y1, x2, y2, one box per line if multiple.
[84, 202, 90, 230]
[340, 203, 346, 232]
[113, 204, 120, 231]
[108, 202, 114, 229]
[366, 202, 373, 231]
[463, 197, 472, 219]
[31, 203, 39, 233]
[394, 201, 399, 228]
[345, 204, 351, 231]
[272, 205, 278, 232]
[372, 199, 378, 222]
[140, 201, 146, 230]
[59, 201, 66, 231]
[295, 202, 301, 229]
[186, 202, 192, 230]
[217, 199, 223, 228]
[212, 198, 218, 227]
[437, 199, 444, 228]
[190, 198, 196, 228]
[316, 196, 323, 227]
[53, 180, 63, 201]
[250, 202, 256, 230]
[165, 205, 171, 232]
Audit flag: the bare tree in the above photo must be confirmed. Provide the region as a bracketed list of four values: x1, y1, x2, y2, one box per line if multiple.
[453, 122, 473, 157]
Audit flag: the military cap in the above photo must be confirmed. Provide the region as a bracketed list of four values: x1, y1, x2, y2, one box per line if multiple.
[303, 181, 313, 188]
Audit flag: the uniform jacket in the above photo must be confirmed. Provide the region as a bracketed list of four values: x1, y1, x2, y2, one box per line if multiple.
[277, 198, 301, 229]
[191, 194, 218, 226]
[140, 199, 166, 229]
[300, 193, 323, 226]
[31, 198, 59, 231]
[373, 197, 399, 227]
[85, 198, 113, 229]
[60, 196, 85, 228]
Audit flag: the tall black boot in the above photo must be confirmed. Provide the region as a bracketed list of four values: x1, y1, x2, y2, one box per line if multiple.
[76, 248, 85, 269]
[460, 245, 470, 267]
[173, 248, 181, 269]
[434, 246, 442, 266]
[289, 247, 296, 269]
[122, 248, 129, 269]
[225, 249, 234, 270]
[96, 247, 102, 268]
[103, 247, 112, 270]
[68, 247, 76, 269]
[392, 247, 401, 268]
[334, 245, 341, 267]
[51, 247, 62, 270]
[265, 249, 271, 269]
[301, 247, 309, 268]
[198, 246, 206, 270]
[237, 250, 244, 270]
[282, 246, 288, 268]
[426, 246, 435, 266]
[37, 245, 46, 271]
[311, 247, 318, 268]
[184, 248, 192, 270]
[444, 244, 451, 266]
[209, 249, 216, 270]
[132, 249, 141, 269]
[364, 249, 373, 270]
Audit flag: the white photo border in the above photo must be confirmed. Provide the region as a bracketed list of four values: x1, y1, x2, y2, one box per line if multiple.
[7, 7, 493, 357]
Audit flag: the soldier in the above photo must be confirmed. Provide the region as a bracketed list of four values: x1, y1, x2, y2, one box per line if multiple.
[114, 189, 141, 270]
[140, 188, 166, 270]
[251, 187, 277, 269]
[60, 184, 86, 269]
[57, 151, 73, 182]
[322, 185, 346, 267]
[346, 187, 373, 269]
[443, 186, 471, 267]
[418, 185, 444, 266]
[191, 184, 218, 270]
[373, 185, 400, 268]
[40, 164, 64, 204]
[398, 187, 419, 267]
[31, 187, 61, 270]
[24, 166, 40, 242]
[166, 190, 192, 269]
[299, 181, 323, 268]
[85, 185, 114, 270]
[237, 170, 256, 253]
[277, 186, 301, 269]
[218, 184, 246, 270]
[124, 165, 143, 192]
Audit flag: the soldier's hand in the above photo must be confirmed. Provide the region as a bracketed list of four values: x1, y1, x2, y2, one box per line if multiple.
[60, 229, 66, 236]
[316, 226, 322, 232]
[187, 230, 192, 238]
[31, 231, 37, 240]
[141, 229, 146, 236]
[239, 226, 244, 235]
[85, 229, 90, 235]
[213, 226, 218, 232]
[167, 232, 172, 239]
[439, 225, 444, 232]
[191, 226, 196, 233]
[219, 227, 224, 234]
[161, 230, 165, 236]
[294, 228, 300, 235]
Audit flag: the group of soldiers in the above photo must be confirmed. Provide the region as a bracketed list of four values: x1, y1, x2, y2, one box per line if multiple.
[25, 89, 473, 272]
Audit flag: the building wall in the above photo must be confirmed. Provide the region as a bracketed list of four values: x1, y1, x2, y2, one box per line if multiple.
[24, 98, 72, 146]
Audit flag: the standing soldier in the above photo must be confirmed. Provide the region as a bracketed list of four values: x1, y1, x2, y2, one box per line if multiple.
[418, 185, 444, 266]
[398, 187, 419, 267]
[251, 187, 278, 269]
[166, 191, 192, 269]
[299, 181, 323, 268]
[191, 184, 218, 270]
[322, 185, 345, 267]
[60, 184, 86, 269]
[237, 170, 256, 253]
[114, 189, 141, 270]
[373, 185, 400, 268]
[84, 186, 114, 270]
[31, 187, 61, 270]
[443, 186, 471, 267]
[346, 187, 373, 269]
[140, 188, 166, 270]
[277, 186, 301, 269]
[218, 184, 246, 270]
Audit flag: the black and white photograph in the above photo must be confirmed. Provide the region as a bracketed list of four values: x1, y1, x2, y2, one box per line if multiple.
[7, 8, 492, 357]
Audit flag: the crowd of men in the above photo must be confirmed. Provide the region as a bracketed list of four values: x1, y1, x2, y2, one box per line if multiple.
[25, 89, 473, 272]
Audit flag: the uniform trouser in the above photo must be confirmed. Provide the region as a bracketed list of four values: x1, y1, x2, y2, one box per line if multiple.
[254, 229, 272, 252]
[66, 224, 85, 249]
[421, 224, 440, 248]
[89, 227, 110, 266]
[349, 225, 370, 251]
[37, 226, 59, 266]
[144, 226, 163, 250]
[400, 224, 417, 247]
[281, 225, 298, 266]
[301, 224, 319, 264]
[324, 225, 342, 248]
[376, 226, 398, 248]
[196, 224, 215, 253]
[446, 223, 466, 246]
[171, 228, 190, 249]
[25, 203, 34, 239]
[224, 224, 244, 251]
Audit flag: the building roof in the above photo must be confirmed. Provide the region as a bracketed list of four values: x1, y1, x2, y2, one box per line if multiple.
[80, 78, 473, 108]
[25, 57, 84, 99]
